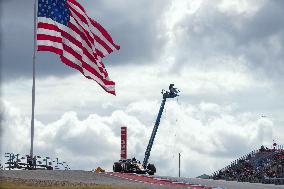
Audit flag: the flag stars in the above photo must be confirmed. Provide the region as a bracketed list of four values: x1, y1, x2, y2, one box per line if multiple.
[38, 0, 70, 26]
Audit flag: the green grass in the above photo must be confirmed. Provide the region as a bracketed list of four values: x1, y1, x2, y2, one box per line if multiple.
[0, 181, 144, 189]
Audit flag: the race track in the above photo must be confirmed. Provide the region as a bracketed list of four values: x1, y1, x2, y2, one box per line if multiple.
[1, 170, 284, 189]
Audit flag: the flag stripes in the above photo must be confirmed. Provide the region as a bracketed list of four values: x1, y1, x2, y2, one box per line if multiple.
[37, 0, 119, 95]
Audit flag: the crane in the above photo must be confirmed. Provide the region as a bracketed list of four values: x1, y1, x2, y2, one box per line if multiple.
[143, 84, 180, 168]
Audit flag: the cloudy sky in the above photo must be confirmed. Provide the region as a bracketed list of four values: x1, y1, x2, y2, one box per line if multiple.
[1, 0, 284, 177]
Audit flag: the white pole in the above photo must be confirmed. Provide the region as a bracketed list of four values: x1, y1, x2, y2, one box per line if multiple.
[30, 0, 37, 160]
[178, 153, 181, 177]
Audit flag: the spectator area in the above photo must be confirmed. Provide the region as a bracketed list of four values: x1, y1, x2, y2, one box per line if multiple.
[212, 145, 284, 185]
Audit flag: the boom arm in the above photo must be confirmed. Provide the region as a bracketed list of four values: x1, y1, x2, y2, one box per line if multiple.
[143, 84, 179, 168]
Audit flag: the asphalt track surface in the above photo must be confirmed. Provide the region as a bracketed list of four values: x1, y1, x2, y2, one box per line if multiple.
[109, 172, 284, 189]
[1, 170, 284, 189]
[161, 176, 284, 189]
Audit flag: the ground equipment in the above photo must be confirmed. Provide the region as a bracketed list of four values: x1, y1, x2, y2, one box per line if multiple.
[3, 153, 69, 170]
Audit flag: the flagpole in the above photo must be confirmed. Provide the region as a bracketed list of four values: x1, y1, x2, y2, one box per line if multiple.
[30, 0, 37, 161]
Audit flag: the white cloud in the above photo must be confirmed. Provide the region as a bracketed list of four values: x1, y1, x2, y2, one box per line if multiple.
[163, 0, 203, 31]
[217, 0, 267, 17]
[199, 102, 221, 113]
[1, 98, 281, 177]
[2, 58, 270, 123]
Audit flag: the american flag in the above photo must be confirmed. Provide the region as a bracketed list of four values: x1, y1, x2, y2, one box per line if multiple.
[37, 0, 120, 95]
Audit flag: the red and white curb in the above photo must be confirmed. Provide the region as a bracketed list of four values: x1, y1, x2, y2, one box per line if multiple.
[106, 172, 225, 189]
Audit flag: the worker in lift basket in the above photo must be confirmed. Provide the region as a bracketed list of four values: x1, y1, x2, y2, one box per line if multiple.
[169, 84, 178, 94]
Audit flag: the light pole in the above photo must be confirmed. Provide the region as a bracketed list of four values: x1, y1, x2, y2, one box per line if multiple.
[179, 153, 181, 177]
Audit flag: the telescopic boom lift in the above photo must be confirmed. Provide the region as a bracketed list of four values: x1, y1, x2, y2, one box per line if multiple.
[143, 84, 180, 168]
